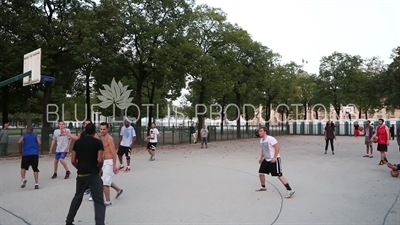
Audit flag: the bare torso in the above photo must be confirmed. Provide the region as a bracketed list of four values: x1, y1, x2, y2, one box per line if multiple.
[101, 134, 114, 160]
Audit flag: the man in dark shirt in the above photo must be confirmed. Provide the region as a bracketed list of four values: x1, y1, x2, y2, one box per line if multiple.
[65, 123, 105, 225]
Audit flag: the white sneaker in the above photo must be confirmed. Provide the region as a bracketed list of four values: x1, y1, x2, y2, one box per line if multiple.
[20, 179, 27, 188]
[89, 197, 93, 201]
[285, 190, 295, 198]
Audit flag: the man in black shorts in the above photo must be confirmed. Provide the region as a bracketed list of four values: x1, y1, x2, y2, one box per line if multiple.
[17, 126, 41, 189]
[65, 123, 105, 225]
[255, 126, 295, 198]
[117, 119, 136, 172]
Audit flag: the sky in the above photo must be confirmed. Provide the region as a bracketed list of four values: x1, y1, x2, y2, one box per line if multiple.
[172, 0, 400, 105]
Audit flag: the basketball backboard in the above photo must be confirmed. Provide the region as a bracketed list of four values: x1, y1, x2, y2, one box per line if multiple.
[343, 106, 355, 114]
[23, 48, 41, 86]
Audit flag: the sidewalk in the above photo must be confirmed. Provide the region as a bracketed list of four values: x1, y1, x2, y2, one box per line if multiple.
[0, 135, 399, 225]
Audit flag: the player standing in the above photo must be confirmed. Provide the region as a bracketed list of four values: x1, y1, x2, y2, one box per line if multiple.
[49, 120, 71, 179]
[117, 119, 136, 172]
[255, 126, 295, 198]
[372, 118, 390, 165]
[99, 122, 124, 206]
[146, 122, 160, 161]
[17, 126, 41, 189]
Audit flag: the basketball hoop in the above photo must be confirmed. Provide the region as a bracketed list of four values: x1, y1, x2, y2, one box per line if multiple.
[40, 75, 56, 83]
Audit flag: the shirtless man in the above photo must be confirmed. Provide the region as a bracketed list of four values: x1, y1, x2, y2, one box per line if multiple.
[99, 122, 123, 207]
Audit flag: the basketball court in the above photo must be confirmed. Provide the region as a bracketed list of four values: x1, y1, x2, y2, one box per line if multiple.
[0, 135, 399, 225]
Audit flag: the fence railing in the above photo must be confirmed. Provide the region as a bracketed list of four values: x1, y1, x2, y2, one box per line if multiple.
[0, 124, 289, 156]
[288, 120, 400, 136]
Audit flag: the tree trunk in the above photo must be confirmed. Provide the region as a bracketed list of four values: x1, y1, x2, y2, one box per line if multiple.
[235, 91, 241, 138]
[220, 96, 225, 135]
[85, 71, 91, 120]
[197, 84, 206, 139]
[264, 102, 272, 132]
[41, 82, 53, 153]
[1, 86, 9, 125]
[303, 103, 307, 120]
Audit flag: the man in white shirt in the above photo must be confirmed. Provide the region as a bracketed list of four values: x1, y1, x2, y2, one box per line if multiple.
[117, 119, 136, 172]
[146, 122, 161, 161]
[49, 120, 71, 179]
[255, 126, 295, 199]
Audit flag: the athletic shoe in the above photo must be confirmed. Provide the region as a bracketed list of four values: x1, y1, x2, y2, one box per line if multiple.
[124, 168, 130, 172]
[64, 171, 70, 179]
[104, 202, 112, 207]
[285, 190, 295, 198]
[151, 157, 155, 161]
[255, 187, 267, 192]
[387, 163, 398, 171]
[119, 165, 124, 170]
[379, 160, 386, 165]
[89, 197, 93, 201]
[51, 173, 57, 179]
[34, 184, 39, 189]
[116, 189, 124, 199]
[363, 154, 369, 157]
[384, 158, 389, 163]
[84, 189, 90, 195]
[20, 179, 27, 188]
[369, 155, 373, 158]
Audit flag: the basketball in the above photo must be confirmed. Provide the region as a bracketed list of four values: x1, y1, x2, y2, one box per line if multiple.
[371, 136, 378, 143]
[358, 126, 363, 131]
[390, 170, 399, 177]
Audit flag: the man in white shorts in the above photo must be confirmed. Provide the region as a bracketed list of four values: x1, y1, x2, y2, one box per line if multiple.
[255, 126, 295, 199]
[49, 120, 71, 179]
[99, 122, 123, 207]
[146, 122, 161, 161]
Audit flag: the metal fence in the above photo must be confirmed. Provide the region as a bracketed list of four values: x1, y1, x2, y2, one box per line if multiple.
[288, 120, 400, 136]
[0, 124, 289, 156]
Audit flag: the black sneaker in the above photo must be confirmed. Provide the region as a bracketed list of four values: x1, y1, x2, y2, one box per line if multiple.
[64, 171, 70, 179]
[116, 189, 124, 199]
[34, 184, 39, 189]
[51, 173, 57, 179]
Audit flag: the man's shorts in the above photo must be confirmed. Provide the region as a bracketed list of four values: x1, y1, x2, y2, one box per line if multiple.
[55, 152, 67, 160]
[117, 146, 131, 157]
[21, 155, 39, 172]
[365, 136, 372, 145]
[377, 144, 388, 152]
[259, 158, 283, 177]
[147, 142, 157, 151]
[101, 159, 114, 186]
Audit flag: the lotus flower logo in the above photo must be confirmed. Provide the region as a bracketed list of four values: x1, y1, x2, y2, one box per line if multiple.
[97, 78, 133, 110]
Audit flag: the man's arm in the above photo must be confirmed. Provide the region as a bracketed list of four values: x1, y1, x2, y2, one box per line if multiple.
[131, 128, 136, 148]
[37, 136, 41, 148]
[49, 131, 57, 154]
[66, 130, 72, 152]
[272, 143, 280, 159]
[97, 141, 105, 171]
[94, 133, 99, 139]
[108, 136, 117, 167]
[65, 132, 80, 141]
[17, 136, 23, 155]
[118, 127, 123, 146]
[0, 130, 3, 139]
[71, 150, 78, 169]
[386, 126, 390, 144]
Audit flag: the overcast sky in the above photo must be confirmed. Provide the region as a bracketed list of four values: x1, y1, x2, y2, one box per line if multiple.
[171, 0, 400, 105]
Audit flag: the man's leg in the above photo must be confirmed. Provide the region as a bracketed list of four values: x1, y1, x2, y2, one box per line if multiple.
[0, 143, 5, 156]
[125, 148, 131, 171]
[59, 153, 71, 179]
[52, 153, 60, 178]
[117, 147, 124, 169]
[31, 155, 40, 189]
[256, 160, 268, 191]
[65, 177, 89, 225]
[274, 158, 295, 198]
[20, 157, 28, 188]
[324, 139, 329, 153]
[111, 182, 123, 198]
[88, 174, 106, 225]
[369, 144, 373, 158]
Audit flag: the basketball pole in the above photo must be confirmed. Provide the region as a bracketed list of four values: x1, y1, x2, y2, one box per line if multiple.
[0, 71, 32, 88]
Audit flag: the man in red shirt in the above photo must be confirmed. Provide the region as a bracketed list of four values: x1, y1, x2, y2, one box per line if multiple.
[372, 118, 390, 165]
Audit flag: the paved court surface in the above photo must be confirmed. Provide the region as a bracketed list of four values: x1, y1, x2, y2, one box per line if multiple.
[0, 135, 399, 225]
